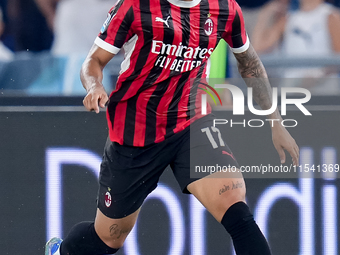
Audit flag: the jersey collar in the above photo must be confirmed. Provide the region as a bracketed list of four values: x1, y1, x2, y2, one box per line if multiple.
[167, 0, 201, 8]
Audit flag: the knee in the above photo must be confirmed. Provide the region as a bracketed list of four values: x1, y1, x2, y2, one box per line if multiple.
[231, 182, 246, 201]
[101, 238, 125, 250]
[60, 222, 120, 255]
[215, 180, 246, 220]
[96, 224, 133, 249]
[94, 208, 139, 249]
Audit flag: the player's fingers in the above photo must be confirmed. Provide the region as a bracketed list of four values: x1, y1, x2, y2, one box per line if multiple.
[88, 94, 100, 113]
[293, 145, 299, 163]
[275, 145, 286, 164]
[92, 100, 100, 113]
[83, 96, 92, 111]
[286, 144, 298, 166]
[99, 94, 109, 108]
[293, 144, 299, 166]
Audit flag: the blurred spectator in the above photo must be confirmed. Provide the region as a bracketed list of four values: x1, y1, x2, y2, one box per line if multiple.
[252, 0, 340, 56]
[0, 0, 7, 25]
[0, 6, 13, 61]
[7, 0, 53, 52]
[236, 0, 271, 40]
[237, 0, 270, 9]
[328, 0, 340, 8]
[0, 0, 14, 51]
[27, 0, 115, 95]
[34, 0, 57, 32]
[36, 0, 114, 56]
[251, 0, 340, 94]
[251, 0, 290, 53]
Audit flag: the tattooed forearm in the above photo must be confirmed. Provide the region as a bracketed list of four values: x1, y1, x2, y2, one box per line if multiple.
[234, 45, 266, 79]
[234, 44, 276, 113]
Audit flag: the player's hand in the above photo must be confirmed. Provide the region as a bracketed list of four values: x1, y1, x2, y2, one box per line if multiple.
[83, 85, 109, 113]
[271, 124, 299, 166]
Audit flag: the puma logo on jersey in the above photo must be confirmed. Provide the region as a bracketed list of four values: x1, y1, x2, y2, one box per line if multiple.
[155, 16, 170, 28]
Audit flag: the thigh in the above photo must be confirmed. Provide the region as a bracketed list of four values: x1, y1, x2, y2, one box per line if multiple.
[97, 138, 176, 219]
[171, 115, 240, 193]
[172, 116, 246, 221]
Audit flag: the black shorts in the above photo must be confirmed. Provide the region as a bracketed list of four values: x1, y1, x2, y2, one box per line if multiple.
[97, 114, 239, 219]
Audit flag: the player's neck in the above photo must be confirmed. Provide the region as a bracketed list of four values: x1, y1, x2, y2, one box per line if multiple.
[300, 0, 323, 12]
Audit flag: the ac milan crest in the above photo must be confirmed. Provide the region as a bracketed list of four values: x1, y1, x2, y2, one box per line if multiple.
[204, 18, 214, 36]
[105, 191, 112, 207]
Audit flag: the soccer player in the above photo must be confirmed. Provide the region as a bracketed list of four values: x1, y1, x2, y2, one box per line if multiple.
[45, 0, 299, 254]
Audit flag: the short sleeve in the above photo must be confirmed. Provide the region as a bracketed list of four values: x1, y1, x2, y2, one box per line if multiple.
[95, 0, 134, 54]
[222, 0, 249, 53]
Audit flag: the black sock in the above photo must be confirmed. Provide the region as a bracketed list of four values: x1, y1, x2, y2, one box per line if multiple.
[60, 222, 119, 255]
[221, 202, 271, 255]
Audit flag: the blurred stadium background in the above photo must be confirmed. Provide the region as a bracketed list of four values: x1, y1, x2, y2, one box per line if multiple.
[0, 0, 340, 254]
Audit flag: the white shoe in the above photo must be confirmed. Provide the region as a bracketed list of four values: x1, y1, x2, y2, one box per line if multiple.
[45, 237, 63, 255]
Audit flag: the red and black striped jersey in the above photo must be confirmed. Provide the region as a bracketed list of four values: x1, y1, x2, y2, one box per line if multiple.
[95, 0, 248, 146]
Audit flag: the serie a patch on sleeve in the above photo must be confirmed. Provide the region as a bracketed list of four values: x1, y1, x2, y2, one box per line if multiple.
[101, 12, 114, 34]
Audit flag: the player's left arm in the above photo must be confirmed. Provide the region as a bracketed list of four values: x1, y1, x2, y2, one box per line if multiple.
[223, 1, 298, 164]
[233, 44, 299, 165]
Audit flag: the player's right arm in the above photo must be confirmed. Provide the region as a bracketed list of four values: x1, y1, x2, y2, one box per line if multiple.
[81, 0, 134, 113]
[80, 45, 115, 113]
